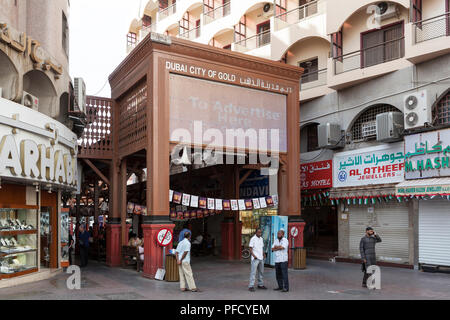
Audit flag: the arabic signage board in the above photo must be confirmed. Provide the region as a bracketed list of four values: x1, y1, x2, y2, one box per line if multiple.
[301, 160, 332, 190]
[333, 143, 405, 188]
[169, 74, 287, 153]
[405, 128, 450, 180]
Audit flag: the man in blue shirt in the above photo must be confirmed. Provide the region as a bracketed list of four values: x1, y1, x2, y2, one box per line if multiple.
[178, 223, 191, 242]
[176, 232, 199, 292]
[78, 224, 90, 267]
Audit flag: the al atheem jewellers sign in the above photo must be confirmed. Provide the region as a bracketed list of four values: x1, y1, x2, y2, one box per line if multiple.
[0, 98, 78, 190]
[405, 128, 450, 179]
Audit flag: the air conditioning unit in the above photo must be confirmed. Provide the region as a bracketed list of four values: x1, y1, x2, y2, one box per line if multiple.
[262, 3, 273, 18]
[74, 77, 86, 113]
[404, 90, 430, 130]
[376, 112, 404, 142]
[375, 2, 400, 21]
[21, 91, 39, 111]
[318, 123, 344, 149]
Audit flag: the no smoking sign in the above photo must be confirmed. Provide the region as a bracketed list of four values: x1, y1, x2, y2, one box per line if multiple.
[290, 227, 299, 238]
[156, 228, 173, 247]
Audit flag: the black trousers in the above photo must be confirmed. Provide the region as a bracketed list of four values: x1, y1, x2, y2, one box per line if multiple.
[275, 262, 289, 290]
[80, 246, 89, 267]
[362, 271, 370, 285]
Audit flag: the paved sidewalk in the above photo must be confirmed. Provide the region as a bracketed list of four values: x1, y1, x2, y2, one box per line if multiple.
[0, 257, 449, 300]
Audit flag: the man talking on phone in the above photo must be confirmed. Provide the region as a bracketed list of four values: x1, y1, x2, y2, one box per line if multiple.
[360, 227, 382, 288]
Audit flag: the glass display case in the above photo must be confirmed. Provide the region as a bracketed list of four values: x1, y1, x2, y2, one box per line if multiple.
[0, 208, 38, 277]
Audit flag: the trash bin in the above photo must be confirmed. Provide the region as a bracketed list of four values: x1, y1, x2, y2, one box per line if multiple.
[292, 247, 306, 270]
[165, 254, 179, 282]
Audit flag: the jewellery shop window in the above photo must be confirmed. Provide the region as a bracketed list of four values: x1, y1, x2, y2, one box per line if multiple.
[0, 208, 38, 277]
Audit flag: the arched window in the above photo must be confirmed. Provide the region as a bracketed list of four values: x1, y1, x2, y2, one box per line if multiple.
[349, 104, 399, 142]
[300, 123, 319, 153]
[433, 90, 450, 126]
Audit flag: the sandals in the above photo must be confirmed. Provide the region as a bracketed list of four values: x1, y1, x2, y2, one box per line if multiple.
[191, 288, 201, 292]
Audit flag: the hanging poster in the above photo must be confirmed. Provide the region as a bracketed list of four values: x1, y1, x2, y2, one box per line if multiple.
[231, 200, 239, 211]
[182, 194, 191, 206]
[190, 195, 199, 208]
[173, 192, 182, 204]
[199, 197, 207, 209]
[238, 199, 246, 211]
[215, 199, 223, 210]
[169, 190, 174, 202]
[259, 197, 267, 208]
[223, 200, 231, 210]
[252, 198, 261, 209]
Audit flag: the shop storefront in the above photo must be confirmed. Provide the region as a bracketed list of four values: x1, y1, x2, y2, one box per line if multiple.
[331, 143, 413, 266]
[300, 160, 337, 258]
[0, 98, 78, 284]
[397, 128, 450, 268]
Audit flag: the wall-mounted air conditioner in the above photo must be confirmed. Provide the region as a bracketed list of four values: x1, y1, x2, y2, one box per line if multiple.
[74, 77, 86, 113]
[375, 2, 400, 21]
[262, 3, 273, 18]
[21, 91, 39, 111]
[404, 90, 430, 130]
[376, 112, 404, 142]
[318, 123, 344, 149]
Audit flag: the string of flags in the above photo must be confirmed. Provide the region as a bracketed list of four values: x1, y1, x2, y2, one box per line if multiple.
[301, 191, 331, 207]
[169, 190, 279, 211]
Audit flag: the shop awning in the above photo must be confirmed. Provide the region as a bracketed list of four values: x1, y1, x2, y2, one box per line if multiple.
[396, 178, 450, 196]
[329, 184, 397, 199]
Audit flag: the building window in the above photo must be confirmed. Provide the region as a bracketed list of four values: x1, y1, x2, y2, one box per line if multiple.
[361, 21, 404, 68]
[127, 32, 137, 47]
[301, 123, 319, 152]
[331, 29, 342, 61]
[256, 20, 270, 47]
[434, 90, 450, 126]
[204, 0, 214, 13]
[180, 12, 190, 34]
[234, 15, 246, 42]
[411, 0, 422, 23]
[299, 58, 318, 83]
[276, 0, 287, 20]
[62, 12, 69, 56]
[159, 0, 168, 10]
[349, 105, 399, 142]
[223, 44, 231, 50]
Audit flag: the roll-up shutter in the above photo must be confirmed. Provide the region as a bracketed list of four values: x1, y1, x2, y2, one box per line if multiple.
[419, 200, 450, 267]
[349, 201, 409, 264]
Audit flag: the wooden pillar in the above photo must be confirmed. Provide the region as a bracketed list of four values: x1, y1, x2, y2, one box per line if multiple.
[141, 53, 173, 279]
[94, 181, 99, 223]
[120, 158, 128, 246]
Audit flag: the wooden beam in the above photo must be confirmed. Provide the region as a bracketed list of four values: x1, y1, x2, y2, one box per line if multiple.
[82, 159, 110, 185]
[238, 169, 254, 187]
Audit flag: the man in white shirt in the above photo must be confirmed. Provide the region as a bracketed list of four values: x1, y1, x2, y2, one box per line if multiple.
[248, 228, 267, 292]
[272, 229, 289, 292]
[176, 232, 200, 292]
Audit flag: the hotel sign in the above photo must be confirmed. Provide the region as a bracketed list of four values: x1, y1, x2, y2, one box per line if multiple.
[301, 160, 332, 190]
[0, 98, 78, 190]
[333, 143, 405, 187]
[405, 128, 450, 179]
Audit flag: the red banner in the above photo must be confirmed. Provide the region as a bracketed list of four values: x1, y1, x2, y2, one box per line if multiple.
[301, 160, 333, 190]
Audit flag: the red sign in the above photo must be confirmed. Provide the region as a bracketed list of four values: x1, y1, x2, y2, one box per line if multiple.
[300, 160, 333, 190]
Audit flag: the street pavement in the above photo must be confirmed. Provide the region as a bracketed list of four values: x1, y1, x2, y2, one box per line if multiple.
[0, 257, 449, 300]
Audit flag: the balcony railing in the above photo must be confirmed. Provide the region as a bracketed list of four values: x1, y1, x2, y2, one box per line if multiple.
[300, 68, 327, 90]
[414, 12, 450, 44]
[203, 2, 231, 25]
[333, 37, 405, 75]
[179, 26, 201, 40]
[158, 3, 177, 21]
[275, 0, 319, 29]
[234, 30, 271, 52]
[140, 24, 157, 40]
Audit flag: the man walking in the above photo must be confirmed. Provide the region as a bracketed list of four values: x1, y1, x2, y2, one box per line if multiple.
[176, 232, 200, 292]
[78, 224, 90, 268]
[248, 228, 267, 292]
[272, 229, 289, 292]
[360, 227, 382, 288]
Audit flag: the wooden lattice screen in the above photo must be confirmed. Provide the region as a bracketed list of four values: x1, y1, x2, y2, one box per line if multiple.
[78, 96, 113, 159]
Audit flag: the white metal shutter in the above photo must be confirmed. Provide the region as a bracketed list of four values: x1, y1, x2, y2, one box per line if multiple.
[419, 200, 450, 267]
[349, 202, 409, 264]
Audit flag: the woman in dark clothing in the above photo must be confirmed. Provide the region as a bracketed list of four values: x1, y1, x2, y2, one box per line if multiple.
[68, 233, 75, 265]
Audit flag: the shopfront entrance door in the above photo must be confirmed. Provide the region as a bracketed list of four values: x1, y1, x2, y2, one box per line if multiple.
[40, 207, 52, 268]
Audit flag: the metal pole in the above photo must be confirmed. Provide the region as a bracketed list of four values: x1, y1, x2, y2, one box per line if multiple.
[163, 246, 166, 270]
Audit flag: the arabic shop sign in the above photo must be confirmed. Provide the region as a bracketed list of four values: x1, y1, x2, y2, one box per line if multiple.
[405, 128, 450, 179]
[0, 22, 63, 75]
[333, 143, 405, 187]
[301, 160, 332, 190]
[397, 185, 450, 196]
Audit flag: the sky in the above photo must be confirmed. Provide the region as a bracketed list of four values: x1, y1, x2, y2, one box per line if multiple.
[69, 0, 144, 98]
